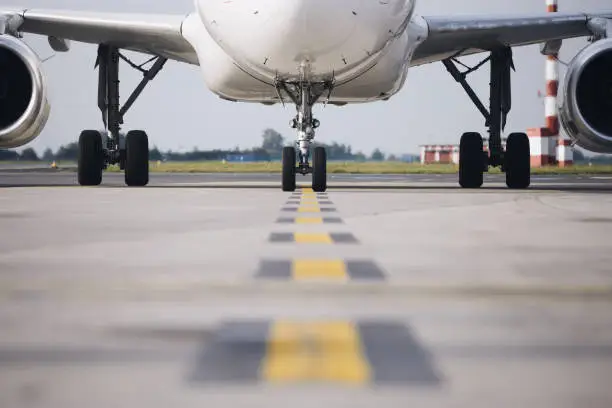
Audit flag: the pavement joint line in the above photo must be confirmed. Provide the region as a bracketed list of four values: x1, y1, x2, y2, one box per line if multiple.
[188, 319, 441, 385]
[2, 282, 612, 301]
[255, 260, 386, 281]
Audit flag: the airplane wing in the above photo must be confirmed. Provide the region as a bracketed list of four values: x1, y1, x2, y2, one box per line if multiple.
[411, 11, 612, 66]
[0, 8, 197, 64]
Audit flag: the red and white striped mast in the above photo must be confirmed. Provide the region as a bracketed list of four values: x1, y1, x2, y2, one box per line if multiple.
[545, 0, 560, 137]
[546, 0, 573, 166]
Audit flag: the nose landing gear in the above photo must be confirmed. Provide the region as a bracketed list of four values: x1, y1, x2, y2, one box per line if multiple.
[276, 78, 333, 192]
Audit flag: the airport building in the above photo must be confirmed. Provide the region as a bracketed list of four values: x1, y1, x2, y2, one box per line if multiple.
[419, 138, 507, 165]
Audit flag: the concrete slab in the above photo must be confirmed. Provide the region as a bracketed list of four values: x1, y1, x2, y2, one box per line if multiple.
[0, 172, 611, 408]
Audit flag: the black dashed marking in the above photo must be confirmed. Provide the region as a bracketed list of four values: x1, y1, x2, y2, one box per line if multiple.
[329, 233, 359, 244]
[347, 261, 386, 281]
[359, 322, 442, 385]
[255, 260, 292, 279]
[187, 320, 443, 386]
[269, 232, 294, 243]
[255, 259, 385, 281]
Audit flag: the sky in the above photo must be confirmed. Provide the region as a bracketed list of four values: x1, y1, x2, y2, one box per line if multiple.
[3, 0, 611, 156]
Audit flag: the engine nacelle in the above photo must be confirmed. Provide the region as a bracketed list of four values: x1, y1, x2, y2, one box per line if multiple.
[560, 39, 612, 153]
[0, 35, 50, 148]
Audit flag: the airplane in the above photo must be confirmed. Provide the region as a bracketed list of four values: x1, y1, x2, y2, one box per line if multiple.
[0, 1, 611, 192]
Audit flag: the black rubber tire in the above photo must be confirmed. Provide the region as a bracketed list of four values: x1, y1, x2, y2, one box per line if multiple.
[125, 130, 149, 187]
[282, 146, 296, 192]
[459, 132, 484, 188]
[505, 132, 531, 189]
[119, 149, 126, 171]
[312, 146, 327, 192]
[77, 130, 103, 186]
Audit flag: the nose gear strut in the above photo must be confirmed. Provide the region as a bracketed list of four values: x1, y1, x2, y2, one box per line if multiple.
[275, 75, 334, 191]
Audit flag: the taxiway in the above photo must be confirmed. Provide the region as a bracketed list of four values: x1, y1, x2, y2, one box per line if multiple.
[0, 172, 611, 408]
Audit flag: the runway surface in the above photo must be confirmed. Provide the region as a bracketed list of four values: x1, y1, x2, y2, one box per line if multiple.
[2, 170, 612, 188]
[1, 171, 612, 408]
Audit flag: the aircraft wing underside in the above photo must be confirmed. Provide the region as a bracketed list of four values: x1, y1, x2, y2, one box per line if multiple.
[0, 8, 198, 64]
[412, 12, 612, 66]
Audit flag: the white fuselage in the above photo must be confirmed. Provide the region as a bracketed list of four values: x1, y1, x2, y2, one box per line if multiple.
[181, 0, 426, 104]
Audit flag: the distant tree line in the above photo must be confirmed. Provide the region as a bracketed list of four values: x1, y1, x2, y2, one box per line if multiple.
[0, 128, 418, 162]
[4, 130, 610, 164]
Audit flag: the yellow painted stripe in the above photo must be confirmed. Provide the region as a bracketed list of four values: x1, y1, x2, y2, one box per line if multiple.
[293, 260, 347, 280]
[300, 198, 318, 204]
[295, 217, 323, 224]
[301, 188, 314, 193]
[298, 206, 321, 213]
[294, 233, 332, 243]
[261, 321, 370, 384]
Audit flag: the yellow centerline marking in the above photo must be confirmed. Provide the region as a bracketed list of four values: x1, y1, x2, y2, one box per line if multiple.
[294, 233, 333, 243]
[295, 217, 323, 224]
[293, 260, 348, 280]
[261, 321, 370, 384]
[298, 206, 321, 213]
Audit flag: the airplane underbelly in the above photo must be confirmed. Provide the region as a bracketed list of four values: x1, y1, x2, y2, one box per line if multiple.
[195, 0, 416, 84]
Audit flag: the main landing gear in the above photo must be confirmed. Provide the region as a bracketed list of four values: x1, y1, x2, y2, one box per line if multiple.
[277, 78, 334, 192]
[443, 47, 530, 189]
[77, 45, 167, 186]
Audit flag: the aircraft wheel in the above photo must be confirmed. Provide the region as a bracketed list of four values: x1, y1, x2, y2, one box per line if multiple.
[125, 130, 149, 187]
[77, 130, 104, 186]
[312, 146, 327, 192]
[119, 149, 126, 170]
[282, 146, 296, 192]
[459, 131, 484, 188]
[505, 132, 531, 189]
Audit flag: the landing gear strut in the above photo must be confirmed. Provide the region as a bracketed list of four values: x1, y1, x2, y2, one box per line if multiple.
[443, 47, 530, 189]
[276, 77, 334, 192]
[77, 45, 167, 186]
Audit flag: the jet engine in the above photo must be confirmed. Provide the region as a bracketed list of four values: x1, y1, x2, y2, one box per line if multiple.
[560, 39, 612, 153]
[0, 35, 50, 148]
